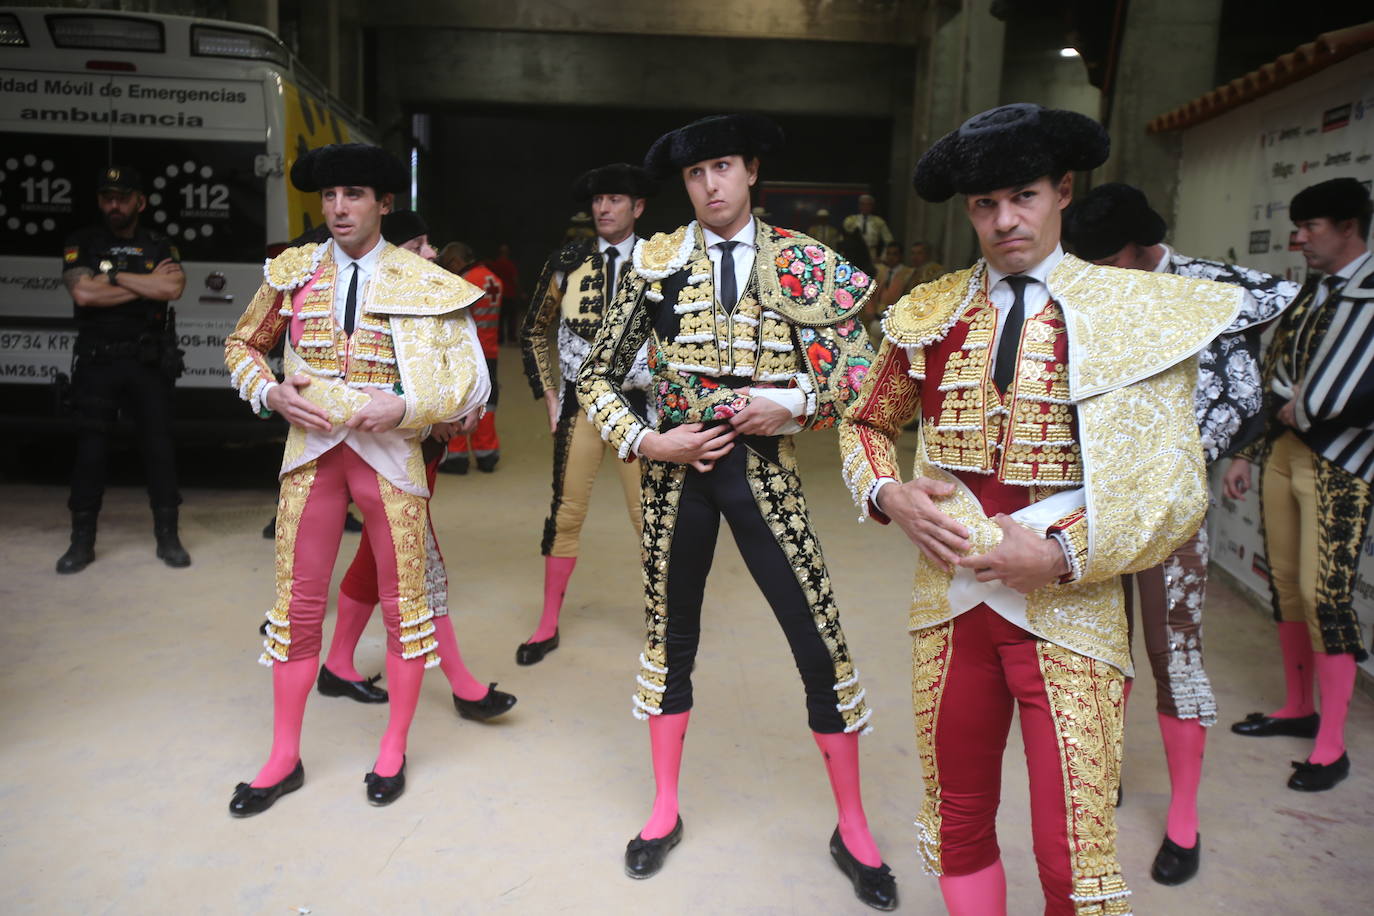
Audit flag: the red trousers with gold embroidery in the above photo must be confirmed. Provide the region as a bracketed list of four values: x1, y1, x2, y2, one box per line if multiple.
[261, 444, 435, 664]
[913, 606, 1129, 916]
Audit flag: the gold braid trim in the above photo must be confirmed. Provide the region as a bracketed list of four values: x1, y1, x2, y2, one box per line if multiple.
[1037, 641, 1131, 915]
[378, 475, 439, 666]
[911, 623, 955, 875]
[632, 459, 688, 718]
[261, 462, 318, 665]
[745, 446, 870, 732]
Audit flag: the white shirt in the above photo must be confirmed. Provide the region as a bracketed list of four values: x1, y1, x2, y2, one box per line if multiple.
[985, 244, 1063, 343]
[702, 219, 757, 308]
[597, 234, 636, 305]
[332, 236, 387, 328]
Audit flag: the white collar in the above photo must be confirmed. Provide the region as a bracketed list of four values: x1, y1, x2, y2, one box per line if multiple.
[703, 218, 756, 250]
[332, 236, 387, 275]
[598, 234, 636, 258]
[1332, 250, 1371, 281]
[986, 244, 1063, 291]
[1150, 244, 1173, 273]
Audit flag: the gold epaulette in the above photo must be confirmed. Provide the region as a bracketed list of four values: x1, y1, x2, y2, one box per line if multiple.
[367, 245, 484, 317]
[881, 264, 983, 347]
[633, 223, 696, 281]
[264, 243, 325, 292]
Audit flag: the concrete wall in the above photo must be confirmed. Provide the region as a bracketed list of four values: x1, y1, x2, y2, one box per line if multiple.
[1100, 0, 1223, 229]
[372, 29, 912, 119]
[355, 0, 921, 45]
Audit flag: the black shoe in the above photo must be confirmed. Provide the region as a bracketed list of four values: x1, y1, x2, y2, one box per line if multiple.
[1288, 753, 1350, 791]
[1151, 833, 1200, 885]
[516, 630, 559, 665]
[153, 507, 191, 568]
[55, 510, 98, 574]
[829, 828, 898, 911]
[476, 454, 499, 473]
[439, 456, 469, 475]
[229, 760, 304, 817]
[344, 511, 364, 533]
[317, 664, 388, 703]
[1230, 711, 1320, 738]
[454, 682, 518, 721]
[624, 816, 683, 879]
[365, 757, 406, 806]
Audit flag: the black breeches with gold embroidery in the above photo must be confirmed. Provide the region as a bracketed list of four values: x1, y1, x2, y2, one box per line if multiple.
[639, 438, 870, 733]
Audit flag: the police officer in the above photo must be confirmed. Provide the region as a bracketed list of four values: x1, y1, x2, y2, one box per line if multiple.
[57, 165, 190, 573]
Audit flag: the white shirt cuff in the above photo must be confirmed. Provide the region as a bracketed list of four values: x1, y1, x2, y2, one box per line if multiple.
[868, 476, 899, 515]
[749, 387, 805, 434]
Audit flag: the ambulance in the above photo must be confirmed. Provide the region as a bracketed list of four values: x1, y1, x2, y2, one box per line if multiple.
[0, 6, 375, 428]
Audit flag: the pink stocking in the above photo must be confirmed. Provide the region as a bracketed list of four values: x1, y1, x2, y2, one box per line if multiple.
[641, 711, 690, 840]
[324, 590, 375, 682]
[813, 731, 882, 868]
[252, 656, 317, 787]
[939, 859, 1008, 916]
[373, 653, 425, 778]
[1271, 621, 1316, 718]
[1310, 652, 1356, 765]
[528, 555, 576, 643]
[1158, 713, 1205, 846]
[432, 614, 488, 702]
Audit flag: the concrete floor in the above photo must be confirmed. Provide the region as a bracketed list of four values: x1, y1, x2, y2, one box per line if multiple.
[2, 351, 1371, 915]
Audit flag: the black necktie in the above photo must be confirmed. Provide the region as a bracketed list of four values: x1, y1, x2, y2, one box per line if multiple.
[716, 240, 738, 309]
[604, 246, 619, 308]
[1322, 274, 1346, 302]
[343, 263, 359, 336]
[994, 276, 1031, 393]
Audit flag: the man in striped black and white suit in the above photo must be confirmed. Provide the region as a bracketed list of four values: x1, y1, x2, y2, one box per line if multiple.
[1224, 176, 1374, 793]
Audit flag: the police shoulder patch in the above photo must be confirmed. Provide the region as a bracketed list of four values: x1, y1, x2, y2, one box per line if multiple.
[64, 247, 80, 263]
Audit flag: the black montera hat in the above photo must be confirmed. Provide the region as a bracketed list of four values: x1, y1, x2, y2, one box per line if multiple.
[913, 103, 1110, 203]
[643, 114, 785, 179]
[381, 210, 428, 245]
[1290, 177, 1373, 225]
[571, 163, 659, 202]
[97, 165, 143, 193]
[1062, 183, 1167, 261]
[290, 143, 408, 194]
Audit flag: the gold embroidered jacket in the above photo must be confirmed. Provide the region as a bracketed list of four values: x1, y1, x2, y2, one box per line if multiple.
[224, 242, 486, 489]
[577, 219, 877, 458]
[838, 254, 1242, 672]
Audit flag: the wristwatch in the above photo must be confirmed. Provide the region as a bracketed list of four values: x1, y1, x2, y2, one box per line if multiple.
[99, 259, 118, 285]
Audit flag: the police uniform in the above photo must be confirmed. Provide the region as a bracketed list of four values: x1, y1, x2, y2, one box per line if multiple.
[57, 165, 189, 574]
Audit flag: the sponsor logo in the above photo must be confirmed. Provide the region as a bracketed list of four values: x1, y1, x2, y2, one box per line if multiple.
[1325, 151, 1352, 166]
[1249, 230, 1270, 255]
[1323, 103, 1352, 132]
[1272, 161, 1296, 179]
[1358, 153, 1372, 164]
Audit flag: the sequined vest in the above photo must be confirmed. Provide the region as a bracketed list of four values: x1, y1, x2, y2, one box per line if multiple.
[919, 294, 1082, 513]
[282, 259, 401, 392]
